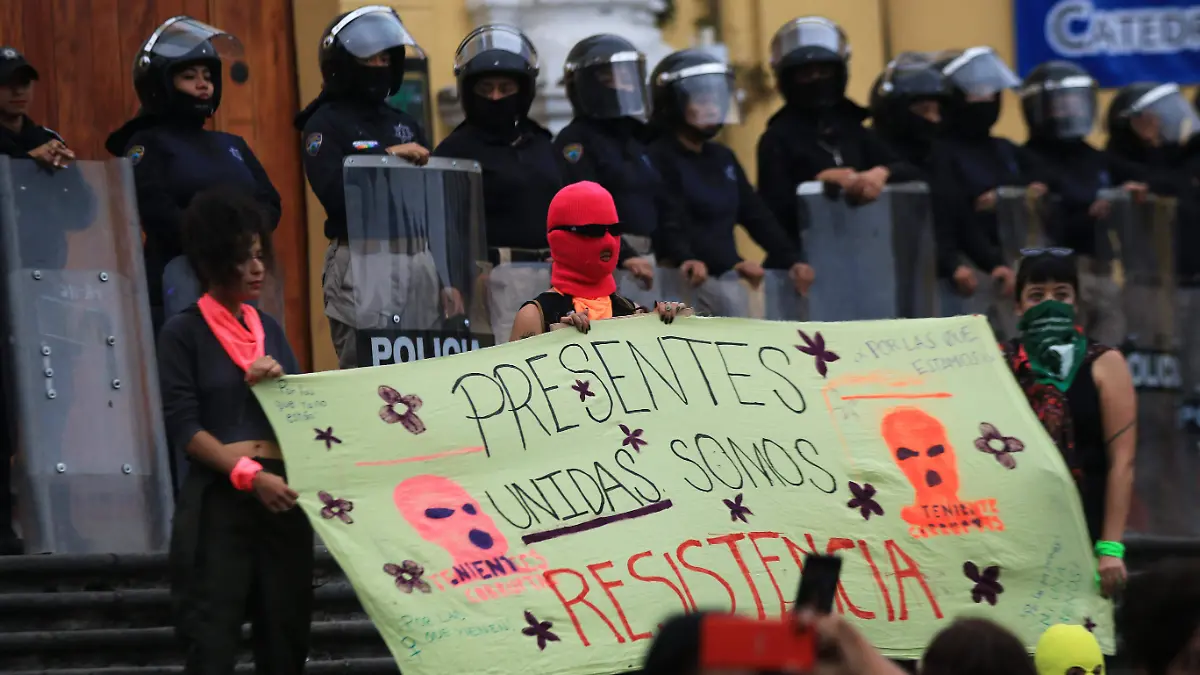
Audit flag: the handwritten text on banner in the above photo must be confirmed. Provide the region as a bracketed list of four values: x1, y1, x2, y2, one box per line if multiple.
[254, 315, 1111, 675]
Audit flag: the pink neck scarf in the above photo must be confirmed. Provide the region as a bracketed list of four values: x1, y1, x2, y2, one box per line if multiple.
[197, 294, 265, 372]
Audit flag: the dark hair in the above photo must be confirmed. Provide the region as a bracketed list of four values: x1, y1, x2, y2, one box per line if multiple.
[922, 618, 1036, 675]
[642, 612, 707, 675]
[1117, 558, 1200, 675]
[180, 187, 273, 291]
[1015, 252, 1079, 298]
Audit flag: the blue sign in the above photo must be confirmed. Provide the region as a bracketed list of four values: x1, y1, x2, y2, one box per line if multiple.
[1015, 0, 1200, 87]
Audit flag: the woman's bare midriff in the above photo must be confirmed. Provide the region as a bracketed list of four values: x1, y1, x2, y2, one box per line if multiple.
[227, 440, 283, 461]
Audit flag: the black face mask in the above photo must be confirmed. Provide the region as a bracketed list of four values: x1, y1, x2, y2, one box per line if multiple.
[896, 111, 939, 145]
[682, 123, 722, 142]
[466, 94, 522, 136]
[782, 75, 845, 110]
[951, 100, 1000, 138]
[350, 64, 394, 102]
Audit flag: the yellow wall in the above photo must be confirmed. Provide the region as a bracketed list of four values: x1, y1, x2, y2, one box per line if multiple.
[292, 0, 1186, 371]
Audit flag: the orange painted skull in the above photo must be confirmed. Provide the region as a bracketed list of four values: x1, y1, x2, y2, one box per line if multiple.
[394, 475, 510, 566]
[880, 407, 961, 517]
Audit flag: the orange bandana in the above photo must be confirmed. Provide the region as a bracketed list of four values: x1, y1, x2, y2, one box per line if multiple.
[552, 287, 612, 321]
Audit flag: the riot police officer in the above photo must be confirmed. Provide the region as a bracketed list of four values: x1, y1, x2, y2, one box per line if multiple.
[869, 52, 947, 174]
[757, 16, 919, 268]
[646, 48, 813, 301]
[432, 25, 560, 336]
[0, 47, 73, 166]
[554, 34, 706, 288]
[1107, 82, 1200, 284]
[296, 7, 459, 369]
[869, 51, 984, 311]
[1020, 61, 1160, 345]
[927, 47, 1040, 309]
[105, 17, 280, 331]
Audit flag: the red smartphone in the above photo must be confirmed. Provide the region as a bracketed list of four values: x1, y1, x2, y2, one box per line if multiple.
[699, 614, 816, 673]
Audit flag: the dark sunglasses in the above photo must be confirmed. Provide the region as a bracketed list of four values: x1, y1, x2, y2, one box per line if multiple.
[550, 224, 623, 238]
[1020, 247, 1074, 257]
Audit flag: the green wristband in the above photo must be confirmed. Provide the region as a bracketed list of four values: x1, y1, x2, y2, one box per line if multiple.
[1095, 540, 1125, 559]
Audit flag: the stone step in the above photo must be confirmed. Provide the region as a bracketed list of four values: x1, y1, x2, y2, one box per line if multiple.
[0, 549, 396, 672]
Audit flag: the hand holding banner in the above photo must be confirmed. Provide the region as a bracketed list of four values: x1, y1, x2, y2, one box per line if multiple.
[255, 315, 1111, 675]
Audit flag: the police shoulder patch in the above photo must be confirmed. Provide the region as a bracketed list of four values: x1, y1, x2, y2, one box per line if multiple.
[563, 143, 583, 164]
[126, 145, 145, 166]
[306, 133, 323, 156]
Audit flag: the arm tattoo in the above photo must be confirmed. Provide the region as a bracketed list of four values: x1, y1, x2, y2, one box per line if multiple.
[1105, 420, 1136, 446]
[518, 332, 537, 340]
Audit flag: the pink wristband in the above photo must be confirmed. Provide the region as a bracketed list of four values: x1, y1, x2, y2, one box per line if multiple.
[230, 457, 263, 492]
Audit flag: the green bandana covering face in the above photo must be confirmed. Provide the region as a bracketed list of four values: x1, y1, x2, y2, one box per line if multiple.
[1018, 300, 1088, 391]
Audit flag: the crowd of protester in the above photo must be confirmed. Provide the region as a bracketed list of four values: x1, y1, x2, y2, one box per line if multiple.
[0, 6, 1194, 675]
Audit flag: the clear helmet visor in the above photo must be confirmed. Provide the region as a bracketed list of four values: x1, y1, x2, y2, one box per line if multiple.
[670, 67, 741, 127]
[1026, 80, 1097, 139]
[575, 56, 648, 119]
[1129, 84, 1200, 144]
[769, 18, 849, 67]
[329, 6, 419, 60]
[454, 25, 537, 73]
[880, 53, 946, 98]
[941, 47, 1020, 98]
[141, 16, 244, 61]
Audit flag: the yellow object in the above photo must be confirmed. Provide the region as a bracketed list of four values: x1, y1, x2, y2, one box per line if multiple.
[255, 314, 1115, 674]
[1036, 624, 1106, 675]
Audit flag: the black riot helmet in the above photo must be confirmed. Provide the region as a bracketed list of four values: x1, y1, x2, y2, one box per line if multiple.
[650, 49, 740, 141]
[1108, 82, 1200, 148]
[132, 16, 245, 119]
[453, 24, 539, 133]
[319, 5, 424, 102]
[1020, 61, 1098, 141]
[869, 52, 948, 142]
[768, 16, 851, 109]
[562, 34, 648, 120]
[935, 47, 1020, 139]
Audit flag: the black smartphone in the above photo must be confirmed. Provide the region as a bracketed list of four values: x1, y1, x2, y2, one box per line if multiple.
[795, 553, 842, 614]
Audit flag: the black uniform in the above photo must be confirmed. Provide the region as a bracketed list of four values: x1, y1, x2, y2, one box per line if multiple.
[647, 49, 799, 277]
[555, 34, 694, 266]
[555, 117, 694, 263]
[431, 24, 560, 253]
[104, 18, 280, 330]
[757, 17, 919, 264]
[297, 98, 428, 242]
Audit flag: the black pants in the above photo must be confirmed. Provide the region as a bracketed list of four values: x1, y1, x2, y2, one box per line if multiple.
[171, 459, 314, 675]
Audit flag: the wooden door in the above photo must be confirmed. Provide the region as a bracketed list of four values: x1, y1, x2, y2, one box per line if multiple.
[0, 0, 312, 369]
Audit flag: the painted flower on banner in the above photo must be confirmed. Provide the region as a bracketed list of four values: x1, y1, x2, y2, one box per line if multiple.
[521, 610, 560, 651]
[318, 491, 354, 524]
[571, 379, 595, 402]
[724, 493, 753, 523]
[964, 561, 1003, 605]
[974, 423, 1025, 469]
[384, 560, 432, 594]
[378, 385, 426, 434]
[846, 481, 884, 521]
[314, 426, 342, 450]
[620, 424, 647, 452]
[795, 330, 840, 378]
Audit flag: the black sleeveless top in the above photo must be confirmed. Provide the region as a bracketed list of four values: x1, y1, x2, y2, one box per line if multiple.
[522, 291, 641, 333]
[1003, 338, 1111, 542]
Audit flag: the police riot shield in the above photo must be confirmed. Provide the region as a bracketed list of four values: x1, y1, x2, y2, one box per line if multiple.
[940, 187, 1031, 341]
[798, 181, 937, 321]
[1107, 194, 1200, 539]
[0, 157, 173, 554]
[343, 156, 491, 367]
